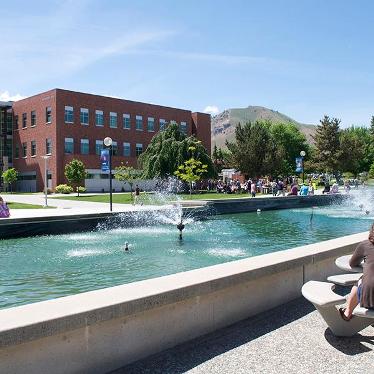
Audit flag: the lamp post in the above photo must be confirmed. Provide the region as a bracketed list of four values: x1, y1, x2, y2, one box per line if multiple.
[41, 155, 51, 207]
[300, 150, 306, 184]
[103, 137, 113, 212]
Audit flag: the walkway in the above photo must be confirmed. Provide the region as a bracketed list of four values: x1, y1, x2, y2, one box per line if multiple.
[2, 193, 168, 219]
[112, 297, 374, 374]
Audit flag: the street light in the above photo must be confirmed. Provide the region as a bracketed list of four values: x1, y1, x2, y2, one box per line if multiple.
[41, 155, 51, 207]
[300, 150, 306, 184]
[103, 136, 113, 212]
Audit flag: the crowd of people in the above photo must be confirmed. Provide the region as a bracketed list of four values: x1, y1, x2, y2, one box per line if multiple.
[202, 177, 317, 197]
[199, 175, 365, 198]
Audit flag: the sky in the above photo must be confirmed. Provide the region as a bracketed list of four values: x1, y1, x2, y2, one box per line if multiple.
[1, 0, 374, 127]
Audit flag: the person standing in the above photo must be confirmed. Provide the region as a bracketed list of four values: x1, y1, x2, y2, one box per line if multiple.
[308, 181, 315, 196]
[271, 180, 277, 196]
[134, 185, 140, 205]
[250, 181, 256, 198]
[277, 180, 285, 196]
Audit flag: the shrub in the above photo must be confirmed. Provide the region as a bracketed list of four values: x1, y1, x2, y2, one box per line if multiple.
[76, 186, 86, 193]
[55, 184, 73, 194]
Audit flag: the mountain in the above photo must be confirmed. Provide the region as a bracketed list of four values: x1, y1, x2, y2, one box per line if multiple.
[211, 106, 316, 149]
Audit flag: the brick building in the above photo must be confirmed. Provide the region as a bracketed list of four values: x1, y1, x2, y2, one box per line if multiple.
[4, 89, 211, 192]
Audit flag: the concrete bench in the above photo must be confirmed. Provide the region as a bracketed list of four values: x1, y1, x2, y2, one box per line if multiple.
[302, 281, 373, 337]
[327, 273, 362, 286]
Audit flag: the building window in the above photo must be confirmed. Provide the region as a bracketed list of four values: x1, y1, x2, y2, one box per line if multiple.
[80, 108, 89, 125]
[123, 142, 130, 157]
[31, 140, 36, 156]
[112, 141, 118, 156]
[14, 115, 19, 130]
[22, 113, 27, 128]
[110, 112, 117, 128]
[123, 114, 130, 129]
[31, 111, 36, 127]
[46, 138, 52, 155]
[147, 117, 155, 132]
[64, 138, 74, 154]
[15, 144, 19, 158]
[159, 119, 166, 130]
[64, 106, 74, 123]
[180, 121, 187, 134]
[95, 110, 104, 126]
[136, 115, 143, 131]
[136, 143, 143, 156]
[22, 142, 27, 157]
[95, 140, 103, 155]
[81, 139, 89, 155]
[46, 107, 52, 123]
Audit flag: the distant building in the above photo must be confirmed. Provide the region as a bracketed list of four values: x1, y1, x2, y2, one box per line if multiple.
[2, 89, 211, 192]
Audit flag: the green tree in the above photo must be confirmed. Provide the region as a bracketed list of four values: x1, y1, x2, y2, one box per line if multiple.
[2, 167, 18, 193]
[114, 164, 142, 203]
[339, 127, 371, 175]
[174, 147, 208, 195]
[369, 161, 374, 179]
[267, 122, 309, 176]
[138, 123, 215, 179]
[212, 144, 226, 173]
[312, 116, 341, 175]
[226, 121, 271, 178]
[64, 159, 87, 196]
[370, 116, 374, 140]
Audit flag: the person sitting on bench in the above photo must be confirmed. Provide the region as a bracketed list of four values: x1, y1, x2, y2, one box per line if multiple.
[340, 223, 374, 321]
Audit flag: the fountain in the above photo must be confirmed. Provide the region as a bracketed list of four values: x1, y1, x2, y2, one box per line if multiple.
[1, 185, 373, 310]
[176, 220, 185, 240]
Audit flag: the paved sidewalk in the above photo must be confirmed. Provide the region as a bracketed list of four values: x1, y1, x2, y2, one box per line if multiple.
[2, 193, 170, 219]
[113, 298, 374, 374]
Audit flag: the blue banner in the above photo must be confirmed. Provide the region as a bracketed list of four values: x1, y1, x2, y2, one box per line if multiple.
[101, 149, 110, 172]
[295, 157, 303, 173]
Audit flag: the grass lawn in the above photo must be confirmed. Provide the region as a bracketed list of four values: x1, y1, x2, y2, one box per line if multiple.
[51, 193, 135, 204]
[50, 192, 255, 204]
[7, 202, 55, 209]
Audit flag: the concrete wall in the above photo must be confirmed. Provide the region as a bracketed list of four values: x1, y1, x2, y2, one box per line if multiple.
[207, 194, 348, 214]
[0, 231, 367, 374]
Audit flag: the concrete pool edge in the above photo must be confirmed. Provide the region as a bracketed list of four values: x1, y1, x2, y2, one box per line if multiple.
[0, 194, 348, 239]
[0, 230, 367, 374]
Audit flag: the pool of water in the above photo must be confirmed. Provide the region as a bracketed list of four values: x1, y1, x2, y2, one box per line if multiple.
[1, 193, 373, 309]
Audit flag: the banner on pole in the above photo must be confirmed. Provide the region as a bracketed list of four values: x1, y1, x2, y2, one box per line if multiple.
[100, 149, 110, 172]
[295, 157, 303, 173]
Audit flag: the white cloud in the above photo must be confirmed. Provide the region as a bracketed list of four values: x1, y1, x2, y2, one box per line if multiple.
[0, 91, 25, 102]
[204, 105, 220, 115]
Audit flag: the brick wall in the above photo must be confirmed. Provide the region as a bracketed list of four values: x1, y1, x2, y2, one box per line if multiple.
[12, 90, 57, 191]
[13, 88, 211, 191]
[191, 112, 211, 154]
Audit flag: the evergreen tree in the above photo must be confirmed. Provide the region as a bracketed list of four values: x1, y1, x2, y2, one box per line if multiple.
[312, 115, 341, 174]
[226, 121, 270, 178]
[371, 116, 374, 140]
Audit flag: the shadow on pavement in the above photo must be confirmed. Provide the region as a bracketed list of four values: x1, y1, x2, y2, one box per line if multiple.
[110, 298, 315, 374]
[324, 328, 374, 355]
